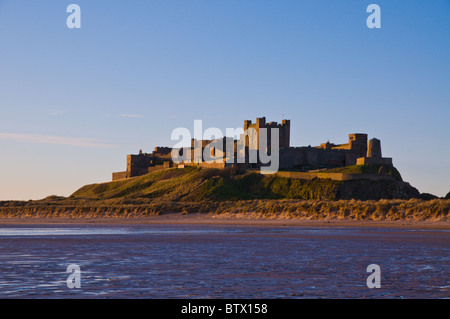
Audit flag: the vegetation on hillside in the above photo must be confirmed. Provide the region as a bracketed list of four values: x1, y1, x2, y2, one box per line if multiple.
[1, 167, 446, 221]
[0, 196, 448, 221]
[71, 166, 418, 201]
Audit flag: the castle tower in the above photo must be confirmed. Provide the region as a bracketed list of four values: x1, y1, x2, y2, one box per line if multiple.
[367, 138, 382, 158]
[243, 117, 290, 151]
[281, 119, 290, 150]
[356, 136, 392, 166]
[348, 133, 368, 158]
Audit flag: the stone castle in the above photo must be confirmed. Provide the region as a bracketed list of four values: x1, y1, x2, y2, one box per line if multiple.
[112, 117, 392, 181]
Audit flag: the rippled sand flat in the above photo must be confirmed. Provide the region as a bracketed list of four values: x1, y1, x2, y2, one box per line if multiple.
[0, 223, 448, 298]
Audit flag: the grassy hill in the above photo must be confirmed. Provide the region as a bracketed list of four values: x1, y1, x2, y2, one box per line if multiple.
[2, 166, 447, 222]
[71, 166, 420, 201]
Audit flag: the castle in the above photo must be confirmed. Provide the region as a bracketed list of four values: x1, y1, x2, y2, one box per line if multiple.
[112, 117, 392, 181]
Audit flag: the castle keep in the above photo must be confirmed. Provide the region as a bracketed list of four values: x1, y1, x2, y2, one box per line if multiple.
[112, 117, 392, 181]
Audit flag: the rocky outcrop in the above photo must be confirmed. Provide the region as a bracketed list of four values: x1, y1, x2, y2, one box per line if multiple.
[335, 180, 420, 200]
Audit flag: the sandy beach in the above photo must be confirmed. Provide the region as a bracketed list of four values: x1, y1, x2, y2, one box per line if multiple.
[1, 213, 449, 230]
[1, 216, 448, 298]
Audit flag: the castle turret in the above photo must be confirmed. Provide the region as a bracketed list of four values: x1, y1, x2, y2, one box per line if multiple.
[282, 119, 290, 149]
[367, 138, 382, 158]
[356, 137, 392, 166]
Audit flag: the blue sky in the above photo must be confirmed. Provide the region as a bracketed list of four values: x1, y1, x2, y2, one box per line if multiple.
[0, 0, 449, 199]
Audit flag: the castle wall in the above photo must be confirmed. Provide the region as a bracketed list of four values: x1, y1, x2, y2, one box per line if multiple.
[127, 152, 173, 178]
[279, 147, 355, 170]
[274, 171, 396, 181]
[112, 171, 127, 181]
[127, 154, 152, 177]
[182, 162, 228, 169]
[345, 152, 359, 166]
[356, 157, 393, 166]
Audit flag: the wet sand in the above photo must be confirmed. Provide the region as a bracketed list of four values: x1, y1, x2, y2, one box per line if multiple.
[0, 222, 448, 298]
[0, 213, 449, 230]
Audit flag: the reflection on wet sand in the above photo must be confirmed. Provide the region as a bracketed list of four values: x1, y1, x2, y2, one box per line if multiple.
[0, 224, 448, 298]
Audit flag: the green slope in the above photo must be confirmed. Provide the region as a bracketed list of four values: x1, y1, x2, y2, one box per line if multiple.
[71, 166, 420, 201]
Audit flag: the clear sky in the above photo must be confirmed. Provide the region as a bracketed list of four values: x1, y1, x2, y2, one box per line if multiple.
[0, 0, 449, 200]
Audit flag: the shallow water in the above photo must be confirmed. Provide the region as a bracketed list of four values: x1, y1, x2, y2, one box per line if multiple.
[0, 224, 448, 298]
